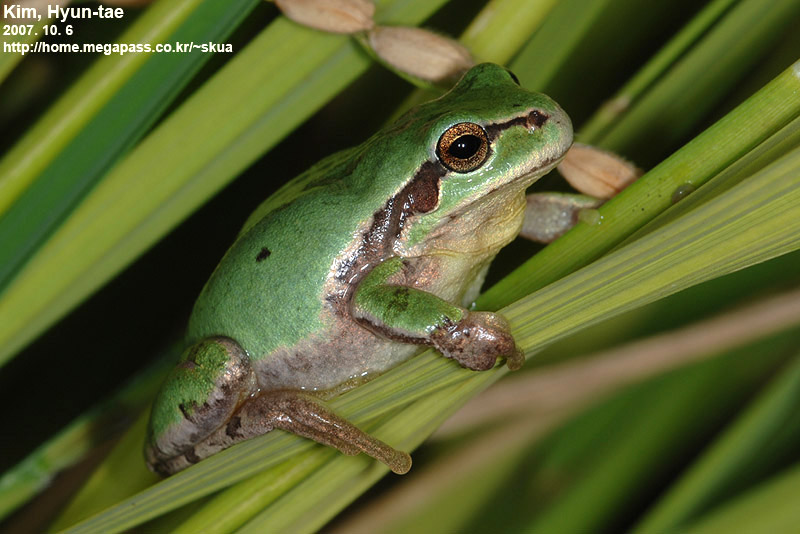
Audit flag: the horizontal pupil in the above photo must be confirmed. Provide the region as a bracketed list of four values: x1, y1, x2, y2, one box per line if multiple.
[448, 135, 482, 159]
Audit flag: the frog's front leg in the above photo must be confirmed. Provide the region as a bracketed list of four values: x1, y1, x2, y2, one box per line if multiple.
[352, 257, 524, 371]
[521, 143, 643, 243]
[519, 192, 602, 243]
[146, 337, 411, 476]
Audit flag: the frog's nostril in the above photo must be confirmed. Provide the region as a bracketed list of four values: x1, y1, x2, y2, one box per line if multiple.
[527, 110, 549, 129]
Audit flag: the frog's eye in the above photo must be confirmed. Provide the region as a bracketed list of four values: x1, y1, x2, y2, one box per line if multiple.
[436, 122, 489, 173]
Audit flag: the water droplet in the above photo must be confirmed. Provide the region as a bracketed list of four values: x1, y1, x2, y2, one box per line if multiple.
[578, 208, 602, 226]
[671, 183, 696, 204]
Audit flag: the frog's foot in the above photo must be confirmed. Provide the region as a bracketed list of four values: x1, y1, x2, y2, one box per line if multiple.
[231, 391, 411, 474]
[519, 192, 602, 243]
[431, 311, 524, 371]
[162, 390, 412, 476]
[521, 144, 642, 243]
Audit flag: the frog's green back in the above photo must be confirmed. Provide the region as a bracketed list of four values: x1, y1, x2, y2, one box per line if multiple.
[236, 147, 361, 237]
[188, 182, 363, 358]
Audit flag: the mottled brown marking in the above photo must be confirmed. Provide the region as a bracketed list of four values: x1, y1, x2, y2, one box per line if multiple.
[285, 352, 313, 373]
[333, 161, 447, 305]
[401, 161, 441, 215]
[184, 448, 201, 464]
[226, 416, 242, 438]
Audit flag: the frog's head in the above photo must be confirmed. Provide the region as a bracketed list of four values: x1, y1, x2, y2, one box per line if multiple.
[367, 63, 573, 249]
[427, 62, 572, 185]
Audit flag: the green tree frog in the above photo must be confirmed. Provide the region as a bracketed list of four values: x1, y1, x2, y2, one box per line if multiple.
[145, 63, 581, 476]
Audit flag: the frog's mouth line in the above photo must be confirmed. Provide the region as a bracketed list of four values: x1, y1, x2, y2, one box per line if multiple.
[483, 149, 570, 202]
[432, 148, 569, 235]
[516, 151, 568, 183]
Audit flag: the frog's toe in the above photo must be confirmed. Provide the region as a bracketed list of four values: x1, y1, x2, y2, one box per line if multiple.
[505, 346, 525, 371]
[432, 311, 520, 371]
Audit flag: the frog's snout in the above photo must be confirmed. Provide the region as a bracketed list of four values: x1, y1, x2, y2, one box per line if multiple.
[536, 102, 574, 153]
[524, 101, 571, 133]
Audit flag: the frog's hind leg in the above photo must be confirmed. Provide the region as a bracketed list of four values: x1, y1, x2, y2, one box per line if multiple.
[146, 343, 409, 476]
[172, 390, 412, 476]
[224, 390, 412, 474]
[145, 337, 258, 476]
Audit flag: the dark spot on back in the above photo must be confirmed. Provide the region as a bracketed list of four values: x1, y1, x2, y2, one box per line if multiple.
[256, 247, 271, 262]
[178, 403, 191, 419]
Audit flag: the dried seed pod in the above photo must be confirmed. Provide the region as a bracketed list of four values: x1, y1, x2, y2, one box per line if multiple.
[558, 143, 642, 199]
[275, 0, 375, 34]
[368, 26, 474, 84]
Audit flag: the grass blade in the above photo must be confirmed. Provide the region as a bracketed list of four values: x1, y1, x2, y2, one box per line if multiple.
[683, 461, 800, 534]
[633, 355, 800, 532]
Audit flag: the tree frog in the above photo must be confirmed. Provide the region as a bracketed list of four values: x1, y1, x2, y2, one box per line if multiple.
[145, 63, 580, 476]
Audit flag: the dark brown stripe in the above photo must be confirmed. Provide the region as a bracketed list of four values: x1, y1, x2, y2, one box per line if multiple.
[484, 110, 549, 140]
[336, 160, 447, 288]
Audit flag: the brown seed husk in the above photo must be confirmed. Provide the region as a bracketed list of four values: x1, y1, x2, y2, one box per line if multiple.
[558, 143, 642, 199]
[368, 25, 474, 84]
[275, 0, 375, 34]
